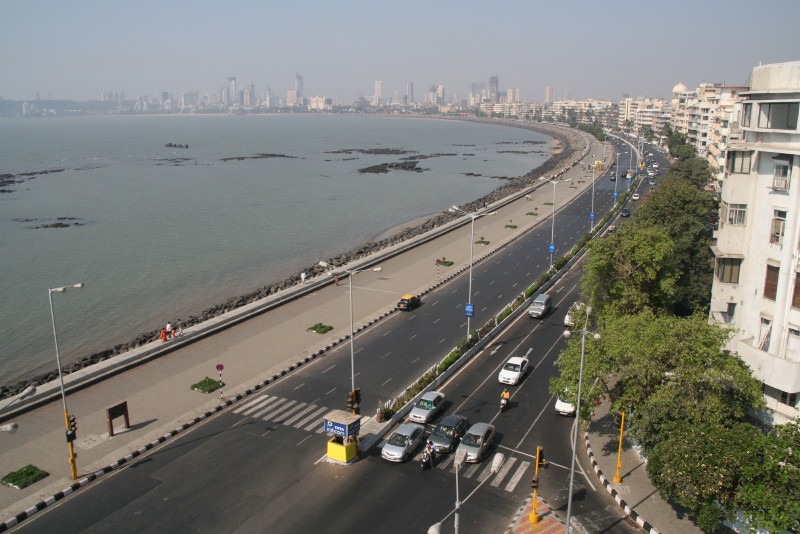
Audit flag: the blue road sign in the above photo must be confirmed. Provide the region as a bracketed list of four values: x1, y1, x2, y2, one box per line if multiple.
[548, 243, 556, 254]
[589, 212, 596, 221]
[613, 191, 619, 199]
[465, 303, 474, 317]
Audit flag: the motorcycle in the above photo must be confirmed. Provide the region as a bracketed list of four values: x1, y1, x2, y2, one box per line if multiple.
[500, 397, 509, 412]
[421, 449, 432, 470]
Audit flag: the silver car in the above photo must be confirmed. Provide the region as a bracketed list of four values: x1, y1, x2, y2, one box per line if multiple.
[456, 422, 496, 463]
[408, 391, 445, 423]
[428, 414, 469, 454]
[381, 423, 425, 462]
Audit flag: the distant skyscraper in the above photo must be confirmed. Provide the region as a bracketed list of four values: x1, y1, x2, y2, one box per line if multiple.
[243, 82, 256, 108]
[227, 77, 238, 106]
[489, 75, 499, 103]
[406, 82, 414, 104]
[374, 80, 382, 105]
[545, 85, 554, 104]
[435, 84, 445, 105]
[563, 89, 571, 100]
[295, 73, 303, 98]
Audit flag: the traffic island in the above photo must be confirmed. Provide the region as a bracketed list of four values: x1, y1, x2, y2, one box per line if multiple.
[324, 410, 361, 463]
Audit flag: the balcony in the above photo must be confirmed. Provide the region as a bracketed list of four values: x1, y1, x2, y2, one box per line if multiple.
[772, 177, 790, 191]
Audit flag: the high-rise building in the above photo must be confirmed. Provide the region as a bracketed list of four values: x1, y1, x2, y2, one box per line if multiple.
[489, 75, 499, 104]
[243, 82, 256, 109]
[709, 61, 800, 424]
[563, 89, 571, 100]
[374, 80, 382, 105]
[436, 84, 445, 105]
[227, 77, 238, 106]
[295, 73, 303, 98]
[545, 85, 554, 105]
[406, 82, 414, 104]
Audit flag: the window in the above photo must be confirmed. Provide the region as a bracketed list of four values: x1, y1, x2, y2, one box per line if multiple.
[757, 102, 799, 130]
[726, 151, 752, 174]
[742, 103, 752, 127]
[773, 156, 792, 190]
[725, 203, 747, 225]
[779, 391, 798, 407]
[716, 257, 742, 283]
[770, 210, 787, 244]
[764, 265, 780, 300]
[787, 328, 800, 363]
[793, 272, 800, 308]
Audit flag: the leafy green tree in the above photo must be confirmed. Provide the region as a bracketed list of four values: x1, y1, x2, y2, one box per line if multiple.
[737, 420, 800, 533]
[583, 223, 679, 315]
[635, 176, 717, 314]
[671, 142, 697, 161]
[640, 125, 654, 141]
[665, 157, 713, 189]
[647, 421, 765, 533]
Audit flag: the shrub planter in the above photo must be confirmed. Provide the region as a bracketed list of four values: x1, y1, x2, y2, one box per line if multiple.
[191, 376, 224, 394]
[1, 465, 49, 490]
[308, 323, 333, 334]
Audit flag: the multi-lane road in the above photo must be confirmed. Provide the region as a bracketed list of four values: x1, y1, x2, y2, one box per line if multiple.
[16, 137, 654, 533]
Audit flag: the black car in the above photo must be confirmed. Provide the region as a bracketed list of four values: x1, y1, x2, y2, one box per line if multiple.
[397, 294, 421, 311]
[620, 208, 631, 217]
[428, 414, 470, 453]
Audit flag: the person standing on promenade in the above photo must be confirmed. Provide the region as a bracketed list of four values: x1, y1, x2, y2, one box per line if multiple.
[159, 327, 168, 343]
[166, 321, 173, 339]
[300, 272, 306, 285]
[175, 319, 184, 337]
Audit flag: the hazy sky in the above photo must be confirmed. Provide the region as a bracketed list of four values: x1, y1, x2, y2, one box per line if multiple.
[2, 0, 798, 104]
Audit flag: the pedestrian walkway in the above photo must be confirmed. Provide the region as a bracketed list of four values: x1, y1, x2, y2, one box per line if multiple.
[0, 127, 693, 533]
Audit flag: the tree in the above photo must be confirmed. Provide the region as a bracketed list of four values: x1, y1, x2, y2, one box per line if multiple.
[737, 420, 800, 533]
[671, 142, 697, 161]
[640, 125, 654, 141]
[647, 421, 765, 533]
[635, 176, 717, 315]
[666, 157, 713, 189]
[582, 223, 679, 316]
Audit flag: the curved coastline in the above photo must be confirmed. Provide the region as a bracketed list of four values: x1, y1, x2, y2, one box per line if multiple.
[1, 119, 581, 399]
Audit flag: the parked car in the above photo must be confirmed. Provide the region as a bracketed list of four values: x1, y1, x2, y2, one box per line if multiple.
[498, 355, 529, 385]
[428, 414, 470, 453]
[456, 422, 496, 463]
[397, 294, 420, 311]
[564, 302, 585, 328]
[555, 397, 576, 417]
[381, 422, 426, 462]
[408, 391, 445, 423]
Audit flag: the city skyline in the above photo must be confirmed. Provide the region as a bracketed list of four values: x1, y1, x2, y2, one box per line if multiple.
[1, 0, 797, 104]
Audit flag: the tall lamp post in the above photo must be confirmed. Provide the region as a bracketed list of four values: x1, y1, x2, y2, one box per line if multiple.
[563, 307, 600, 533]
[590, 153, 596, 232]
[449, 206, 483, 341]
[48, 282, 84, 480]
[0, 385, 37, 433]
[548, 179, 571, 271]
[343, 266, 382, 413]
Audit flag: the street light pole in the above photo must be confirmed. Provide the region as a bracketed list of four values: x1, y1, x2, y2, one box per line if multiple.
[345, 267, 382, 409]
[548, 179, 571, 271]
[450, 206, 481, 341]
[48, 282, 84, 480]
[563, 307, 600, 533]
[590, 154, 596, 232]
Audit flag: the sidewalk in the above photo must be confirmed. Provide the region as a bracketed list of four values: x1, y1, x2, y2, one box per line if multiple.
[0, 129, 663, 532]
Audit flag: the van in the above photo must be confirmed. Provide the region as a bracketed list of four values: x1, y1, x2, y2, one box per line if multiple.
[527, 294, 551, 319]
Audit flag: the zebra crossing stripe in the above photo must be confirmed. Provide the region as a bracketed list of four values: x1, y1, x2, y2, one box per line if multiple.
[233, 395, 269, 414]
[462, 462, 481, 478]
[259, 400, 298, 421]
[283, 404, 319, 426]
[505, 460, 530, 492]
[273, 402, 308, 423]
[296, 406, 328, 430]
[250, 397, 287, 419]
[241, 396, 280, 416]
[491, 456, 517, 487]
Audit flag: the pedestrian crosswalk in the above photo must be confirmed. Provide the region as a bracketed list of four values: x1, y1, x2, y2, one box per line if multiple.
[233, 393, 532, 494]
[233, 393, 337, 434]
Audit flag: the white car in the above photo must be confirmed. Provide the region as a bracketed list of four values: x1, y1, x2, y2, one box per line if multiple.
[408, 391, 445, 423]
[555, 397, 576, 416]
[632, 193, 640, 201]
[564, 302, 585, 328]
[498, 356, 529, 385]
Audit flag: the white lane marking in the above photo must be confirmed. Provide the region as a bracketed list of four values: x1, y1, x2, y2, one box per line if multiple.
[325, 388, 337, 395]
[439, 338, 446, 344]
[381, 378, 392, 386]
[409, 334, 417, 340]
[294, 383, 305, 390]
[380, 352, 391, 359]
[250, 397, 286, 418]
[489, 280, 496, 286]
[412, 357, 420, 364]
[462, 463, 481, 478]
[297, 435, 313, 446]
[296, 406, 329, 430]
[234, 395, 272, 414]
[322, 365, 336, 374]
[240, 396, 280, 416]
[260, 400, 298, 421]
[382, 330, 392, 337]
[433, 318, 441, 324]
[273, 402, 308, 423]
[505, 461, 530, 492]
[283, 404, 319, 426]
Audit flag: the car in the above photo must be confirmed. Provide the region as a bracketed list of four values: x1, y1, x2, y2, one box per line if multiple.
[381, 422, 426, 462]
[555, 397, 576, 417]
[609, 174, 616, 181]
[428, 414, 470, 453]
[408, 391, 445, 423]
[648, 179, 656, 185]
[456, 422, 496, 463]
[397, 294, 420, 311]
[632, 193, 640, 201]
[564, 302, 585, 328]
[527, 293, 551, 318]
[498, 355, 529, 385]
[620, 208, 631, 217]
[606, 225, 617, 235]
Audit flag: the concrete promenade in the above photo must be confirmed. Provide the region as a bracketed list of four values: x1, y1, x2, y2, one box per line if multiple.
[1, 128, 698, 534]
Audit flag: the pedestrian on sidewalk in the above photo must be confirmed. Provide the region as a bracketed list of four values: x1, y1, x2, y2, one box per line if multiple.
[175, 319, 184, 337]
[159, 328, 168, 343]
[334, 275, 339, 286]
[300, 271, 306, 284]
[166, 321, 173, 339]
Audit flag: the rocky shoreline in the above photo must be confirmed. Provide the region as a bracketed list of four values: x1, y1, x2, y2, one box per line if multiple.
[0, 121, 583, 399]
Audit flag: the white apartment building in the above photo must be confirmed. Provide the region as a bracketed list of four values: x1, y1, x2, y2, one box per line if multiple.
[617, 96, 670, 138]
[710, 61, 800, 424]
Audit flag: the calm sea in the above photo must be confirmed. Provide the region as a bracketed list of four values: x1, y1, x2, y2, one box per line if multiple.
[0, 114, 551, 386]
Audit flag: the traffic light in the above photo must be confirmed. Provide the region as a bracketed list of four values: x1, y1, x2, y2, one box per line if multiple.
[353, 388, 361, 415]
[531, 477, 538, 489]
[66, 414, 77, 442]
[536, 446, 549, 470]
[346, 390, 356, 412]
